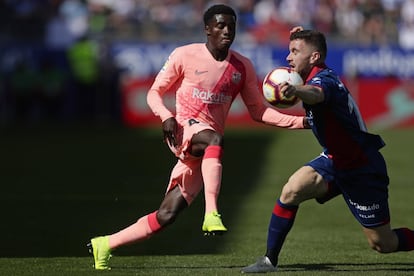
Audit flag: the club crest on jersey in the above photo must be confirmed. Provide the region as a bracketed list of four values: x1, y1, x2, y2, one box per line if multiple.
[311, 77, 322, 85]
[232, 72, 242, 84]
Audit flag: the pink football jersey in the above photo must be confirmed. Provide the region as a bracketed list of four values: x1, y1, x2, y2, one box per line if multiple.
[147, 43, 304, 133]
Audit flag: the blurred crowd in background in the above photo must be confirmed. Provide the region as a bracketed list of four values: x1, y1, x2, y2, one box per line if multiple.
[1, 0, 414, 126]
[2, 0, 414, 47]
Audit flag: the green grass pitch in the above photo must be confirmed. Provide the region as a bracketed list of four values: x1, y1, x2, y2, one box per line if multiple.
[0, 125, 413, 275]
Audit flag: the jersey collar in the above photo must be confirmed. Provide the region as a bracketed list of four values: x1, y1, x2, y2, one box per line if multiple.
[305, 63, 327, 83]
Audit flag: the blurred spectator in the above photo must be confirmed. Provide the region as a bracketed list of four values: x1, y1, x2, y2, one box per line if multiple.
[147, 0, 201, 41]
[66, 35, 100, 121]
[62, 0, 88, 37]
[399, 0, 414, 49]
[234, 0, 257, 33]
[381, 0, 402, 43]
[38, 57, 68, 121]
[1, 0, 412, 47]
[312, 0, 336, 35]
[278, 0, 315, 29]
[248, 0, 285, 44]
[87, 1, 112, 37]
[334, 0, 364, 42]
[357, 0, 388, 46]
[239, 0, 290, 45]
[45, 12, 76, 50]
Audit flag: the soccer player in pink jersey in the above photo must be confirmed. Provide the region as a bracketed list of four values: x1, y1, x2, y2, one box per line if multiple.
[88, 4, 309, 270]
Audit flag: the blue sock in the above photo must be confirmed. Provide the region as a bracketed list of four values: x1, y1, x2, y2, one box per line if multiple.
[265, 199, 298, 266]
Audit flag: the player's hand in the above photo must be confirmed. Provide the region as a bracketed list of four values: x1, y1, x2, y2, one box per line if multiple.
[290, 26, 304, 34]
[303, 117, 312, 129]
[162, 117, 178, 147]
[280, 81, 297, 98]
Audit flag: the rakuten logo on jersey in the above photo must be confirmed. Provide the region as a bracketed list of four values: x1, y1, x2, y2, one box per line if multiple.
[192, 88, 232, 104]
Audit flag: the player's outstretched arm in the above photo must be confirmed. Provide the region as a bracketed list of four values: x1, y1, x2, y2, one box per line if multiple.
[260, 106, 306, 129]
[242, 91, 306, 129]
[281, 83, 324, 105]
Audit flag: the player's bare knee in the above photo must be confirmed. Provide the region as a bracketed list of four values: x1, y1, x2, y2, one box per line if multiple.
[280, 182, 301, 204]
[197, 129, 223, 146]
[156, 208, 178, 226]
[209, 132, 223, 145]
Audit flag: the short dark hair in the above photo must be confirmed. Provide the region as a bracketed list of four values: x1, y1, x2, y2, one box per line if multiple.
[203, 4, 237, 25]
[290, 30, 327, 61]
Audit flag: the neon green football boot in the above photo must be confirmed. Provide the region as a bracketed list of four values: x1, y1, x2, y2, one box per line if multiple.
[88, 236, 112, 270]
[202, 211, 228, 235]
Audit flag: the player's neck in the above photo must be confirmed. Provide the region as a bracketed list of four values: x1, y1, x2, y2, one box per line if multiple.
[205, 43, 228, 61]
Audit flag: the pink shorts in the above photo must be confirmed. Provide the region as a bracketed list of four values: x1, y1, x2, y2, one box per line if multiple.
[165, 119, 215, 204]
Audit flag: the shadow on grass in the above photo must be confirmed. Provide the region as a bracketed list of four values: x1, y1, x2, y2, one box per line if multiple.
[97, 261, 414, 274]
[0, 125, 277, 257]
[111, 262, 414, 272]
[278, 262, 414, 272]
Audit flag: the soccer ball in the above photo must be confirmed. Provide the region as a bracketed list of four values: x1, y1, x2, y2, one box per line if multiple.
[262, 67, 303, 108]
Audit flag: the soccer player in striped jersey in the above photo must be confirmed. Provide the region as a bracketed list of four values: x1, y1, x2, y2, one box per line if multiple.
[242, 27, 414, 273]
[88, 5, 309, 270]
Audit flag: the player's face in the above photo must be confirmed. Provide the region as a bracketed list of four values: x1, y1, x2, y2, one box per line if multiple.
[286, 39, 319, 80]
[205, 14, 236, 51]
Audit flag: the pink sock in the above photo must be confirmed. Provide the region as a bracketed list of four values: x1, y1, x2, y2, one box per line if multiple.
[202, 145, 223, 214]
[109, 211, 162, 249]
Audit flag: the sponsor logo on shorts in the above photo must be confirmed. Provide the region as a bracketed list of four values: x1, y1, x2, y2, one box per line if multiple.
[349, 199, 380, 211]
[349, 199, 381, 219]
[359, 214, 376, 219]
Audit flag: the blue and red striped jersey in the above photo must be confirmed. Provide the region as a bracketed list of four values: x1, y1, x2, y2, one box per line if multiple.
[304, 65, 385, 170]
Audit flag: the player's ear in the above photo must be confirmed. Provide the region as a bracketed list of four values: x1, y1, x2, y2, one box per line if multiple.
[310, 51, 321, 64]
[205, 25, 211, 36]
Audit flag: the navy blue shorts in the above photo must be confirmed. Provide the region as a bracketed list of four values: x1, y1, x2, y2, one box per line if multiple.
[307, 152, 390, 228]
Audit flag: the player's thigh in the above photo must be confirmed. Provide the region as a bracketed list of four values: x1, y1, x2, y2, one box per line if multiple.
[167, 158, 203, 205]
[362, 224, 398, 253]
[281, 165, 328, 205]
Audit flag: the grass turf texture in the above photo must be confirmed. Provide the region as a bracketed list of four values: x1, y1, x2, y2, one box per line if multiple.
[0, 125, 413, 275]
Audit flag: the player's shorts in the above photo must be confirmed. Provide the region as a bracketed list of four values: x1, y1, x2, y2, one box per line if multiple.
[166, 119, 215, 204]
[166, 119, 215, 160]
[307, 152, 390, 228]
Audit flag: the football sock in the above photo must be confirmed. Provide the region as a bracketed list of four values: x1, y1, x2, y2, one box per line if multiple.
[393, 228, 414, 251]
[202, 145, 223, 214]
[266, 199, 298, 266]
[109, 211, 162, 249]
